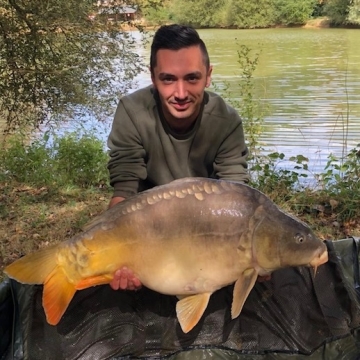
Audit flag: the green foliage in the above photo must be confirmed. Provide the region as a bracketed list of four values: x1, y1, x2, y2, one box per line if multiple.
[169, 0, 226, 27]
[250, 152, 310, 195]
[53, 133, 109, 187]
[323, 0, 350, 25]
[136, 0, 165, 8]
[0, 0, 145, 133]
[312, 1, 326, 17]
[141, 2, 172, 25]
[0, 134, 55, 185]
[273, 0, 318, 25]
[166, 0, 320, 28]
[312, 146, 360, 223]
[318, 146, 360, 193]
[248, 146, 360, 234]
[225, 0, 276, 28]
[137, 0, 172, 25]
[347, 0, 360, 24]
[0, 131, 109, 187]
[310, 0, 360, 26]
[164, 0, 322, 29]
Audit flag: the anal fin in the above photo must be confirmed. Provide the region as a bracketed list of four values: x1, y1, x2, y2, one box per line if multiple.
[43, 268, 76, 326]
[231, 268, 258, 319]
[176, 293, 211, 333]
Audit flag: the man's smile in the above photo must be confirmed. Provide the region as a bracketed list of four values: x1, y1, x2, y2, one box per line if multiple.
[172, 101, 191, 111]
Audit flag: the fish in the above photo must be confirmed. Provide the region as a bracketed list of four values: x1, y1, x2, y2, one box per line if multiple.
[4, 177, 328, 333]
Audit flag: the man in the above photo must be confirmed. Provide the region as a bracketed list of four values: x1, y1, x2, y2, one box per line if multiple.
[107, 24, 249, 291]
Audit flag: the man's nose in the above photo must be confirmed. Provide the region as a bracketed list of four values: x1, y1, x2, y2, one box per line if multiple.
[174, 81, 187, 99]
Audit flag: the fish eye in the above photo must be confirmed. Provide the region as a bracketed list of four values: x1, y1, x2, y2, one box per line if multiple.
[295, 234, 305, 244]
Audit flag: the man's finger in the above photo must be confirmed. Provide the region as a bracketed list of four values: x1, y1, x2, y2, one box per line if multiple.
[109, 279, 120, 290]
[119, 275, 128, 289]
[132, 278, 142, 288]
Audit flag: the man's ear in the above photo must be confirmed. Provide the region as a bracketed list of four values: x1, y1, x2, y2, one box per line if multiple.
[206, 65, 213, 88]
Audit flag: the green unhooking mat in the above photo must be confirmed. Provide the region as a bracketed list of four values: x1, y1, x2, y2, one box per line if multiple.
[1, 238, 360, 359]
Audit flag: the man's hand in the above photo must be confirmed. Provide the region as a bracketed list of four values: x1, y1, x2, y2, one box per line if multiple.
[110, 267, 142, 291]
[108, 196, 125, 209]
[257, 274, 271, 282]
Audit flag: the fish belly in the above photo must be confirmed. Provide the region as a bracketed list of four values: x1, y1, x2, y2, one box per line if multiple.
[130, 240, 243, 296]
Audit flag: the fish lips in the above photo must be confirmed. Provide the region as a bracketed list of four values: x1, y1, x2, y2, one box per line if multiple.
[309, 246, 328, 268]
[308, 245, 328, 276]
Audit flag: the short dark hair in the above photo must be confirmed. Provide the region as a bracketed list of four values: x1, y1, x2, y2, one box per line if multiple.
[150, 24, 210, 74]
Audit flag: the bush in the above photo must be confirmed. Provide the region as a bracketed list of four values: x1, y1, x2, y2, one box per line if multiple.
[0, 135, 55, 185]
[273, 0, 318, 25]
[54, 133, 109, 187]
[0, 131, 109, 188]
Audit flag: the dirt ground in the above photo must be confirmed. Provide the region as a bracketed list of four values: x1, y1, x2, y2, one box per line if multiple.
[303, 17, 331, 28]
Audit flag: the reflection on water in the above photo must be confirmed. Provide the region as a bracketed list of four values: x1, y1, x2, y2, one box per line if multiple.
[2, 28, 359, 180]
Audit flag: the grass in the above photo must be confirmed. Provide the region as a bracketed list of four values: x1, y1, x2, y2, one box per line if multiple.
[0, 181, 110, 281]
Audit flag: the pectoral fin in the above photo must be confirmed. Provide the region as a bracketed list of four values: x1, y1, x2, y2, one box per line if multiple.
[176, 293, 211, 333]
[231, 268, 258, 319]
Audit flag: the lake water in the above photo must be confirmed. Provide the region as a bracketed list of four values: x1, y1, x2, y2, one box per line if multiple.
[200, 28, 360, 178]
[2, 27, 360, 181]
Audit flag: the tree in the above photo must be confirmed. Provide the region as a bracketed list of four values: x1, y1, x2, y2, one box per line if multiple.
[323, 0, 351, 25]
[169, 0, 227, 28]
[0, 0, 145, 134]
[225, 0, 276, 28]
[347, 0, 360, 24]
[273, 0, 318, 25]
[139, 0, 172, 25]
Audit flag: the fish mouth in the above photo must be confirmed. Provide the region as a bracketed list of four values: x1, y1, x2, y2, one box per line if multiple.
[309, 247, 329, 276]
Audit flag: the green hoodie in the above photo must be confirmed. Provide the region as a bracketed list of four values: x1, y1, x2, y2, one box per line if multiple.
[107, 86, 249, 198]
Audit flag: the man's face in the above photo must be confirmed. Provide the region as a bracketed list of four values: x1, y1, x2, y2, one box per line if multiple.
[151, 45, 212, 133]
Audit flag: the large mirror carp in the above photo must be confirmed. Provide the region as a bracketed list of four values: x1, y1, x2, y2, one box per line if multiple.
[5, 178, 328, 333]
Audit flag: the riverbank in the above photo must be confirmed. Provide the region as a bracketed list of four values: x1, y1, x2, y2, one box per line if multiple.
[116, 17, 333, 31]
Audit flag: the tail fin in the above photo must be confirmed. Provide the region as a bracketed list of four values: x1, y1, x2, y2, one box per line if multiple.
[5, 244, 76, 325]
[4, 245, 59, 284]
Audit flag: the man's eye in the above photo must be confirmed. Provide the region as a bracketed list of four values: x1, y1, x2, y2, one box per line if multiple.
[187, 76, 199, 83]
[162, 77, 174, 84]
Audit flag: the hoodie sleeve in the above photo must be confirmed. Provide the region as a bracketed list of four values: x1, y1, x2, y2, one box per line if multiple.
[107, 97, 147, 198]
[213, 114, 250, 183]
